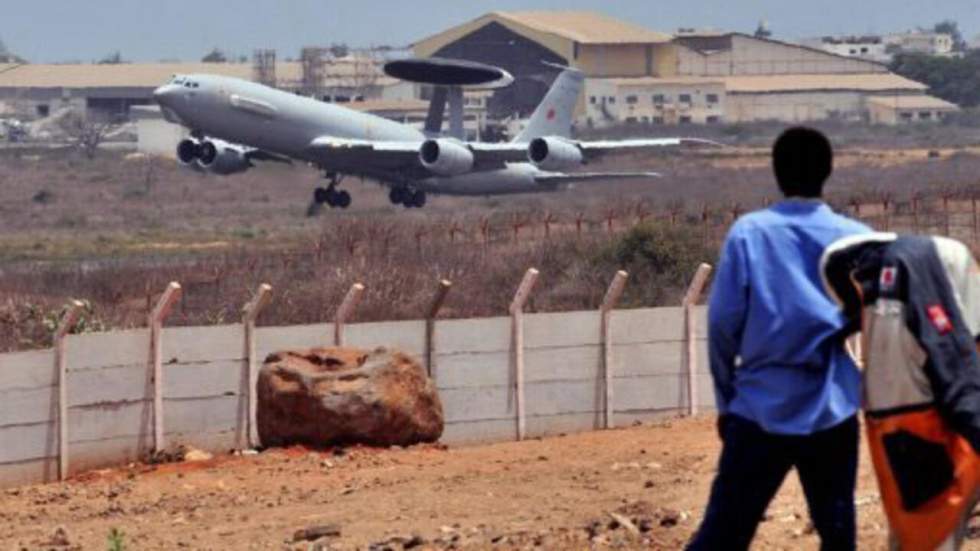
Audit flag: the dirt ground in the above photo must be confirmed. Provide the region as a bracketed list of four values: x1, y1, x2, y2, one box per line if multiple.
[4, 415, 971, 551]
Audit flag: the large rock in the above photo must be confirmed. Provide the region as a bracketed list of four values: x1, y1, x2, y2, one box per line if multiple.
[257, 347, 443, 448]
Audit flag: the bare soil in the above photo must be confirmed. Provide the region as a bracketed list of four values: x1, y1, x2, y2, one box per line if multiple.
[3, 416, 961, 551]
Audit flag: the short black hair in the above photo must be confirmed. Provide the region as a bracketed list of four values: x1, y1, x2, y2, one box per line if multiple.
[772, 127, 833, 198]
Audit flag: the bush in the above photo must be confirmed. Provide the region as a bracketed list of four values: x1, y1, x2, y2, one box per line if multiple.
[592, 221, 717, 307]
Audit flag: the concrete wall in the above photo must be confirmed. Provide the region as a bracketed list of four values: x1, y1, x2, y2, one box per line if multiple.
[726, 91, 866, 123]
[0, 306, 710, 488]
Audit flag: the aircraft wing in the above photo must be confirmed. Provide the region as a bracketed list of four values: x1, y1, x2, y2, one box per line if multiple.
[469, 137, 721, 164]
[306, 137, 514, 177]
[306, 137, 420, 169]
[574, 137, 722, 160]
[304, 136, 718, 179]
[533, 171, 662, 185]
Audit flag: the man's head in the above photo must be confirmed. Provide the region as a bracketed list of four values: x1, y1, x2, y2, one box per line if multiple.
[772, 127, 833, 198]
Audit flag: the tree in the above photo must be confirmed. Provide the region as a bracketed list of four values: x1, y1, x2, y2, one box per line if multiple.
[753, 20, 772, 39]
[934, 20, 967, 52]
[201, 48, 228, 63]
[0, 36, 26, 63]
[890, 51, 980, 108]
[58, 112, 113, 159]
[98, 51, 125, 65]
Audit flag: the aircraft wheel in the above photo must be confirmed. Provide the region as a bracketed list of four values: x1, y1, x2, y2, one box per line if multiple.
[412, 190, 427, 208]
[389, 187, 406, 205]
[336, 190, 352, 209]
[314, 187, 329, 204]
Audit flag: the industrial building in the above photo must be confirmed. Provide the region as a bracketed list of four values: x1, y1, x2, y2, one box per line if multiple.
[0, 57, 415, 122]
[413, 12, 955, 127]
[0, 10, 959, 134]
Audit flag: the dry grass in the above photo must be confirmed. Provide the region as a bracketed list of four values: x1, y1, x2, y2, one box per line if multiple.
[1, 139, 979, 352]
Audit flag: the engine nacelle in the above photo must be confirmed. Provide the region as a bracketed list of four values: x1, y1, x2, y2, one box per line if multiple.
[197, 139, 251, 175]
[528, 137, 583, 171]
[419, 139, 474, 177]
[176, 139, 202, 166]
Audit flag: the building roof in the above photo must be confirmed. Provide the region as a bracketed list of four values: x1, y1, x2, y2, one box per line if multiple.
[492, 11, 672, 44]
[0, 59, 395, 90]
[610, 73, 927, 93]
[867, 95, 959, 110]
[414, 10, 672, 53]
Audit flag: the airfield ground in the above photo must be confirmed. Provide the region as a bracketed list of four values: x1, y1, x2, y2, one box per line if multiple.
[0, 415, 924, 550]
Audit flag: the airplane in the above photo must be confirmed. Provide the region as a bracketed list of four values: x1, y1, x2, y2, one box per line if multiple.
[152, 64, 716, 209]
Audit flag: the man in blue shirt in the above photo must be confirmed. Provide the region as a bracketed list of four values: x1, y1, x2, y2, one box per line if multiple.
[687, 127, 871, 551]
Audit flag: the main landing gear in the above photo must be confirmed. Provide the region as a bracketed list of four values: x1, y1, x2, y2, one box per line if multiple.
[389, 186, 426, 209]
[313, 174, 351, 209]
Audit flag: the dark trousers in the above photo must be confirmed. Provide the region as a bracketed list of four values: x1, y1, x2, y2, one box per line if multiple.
[687, 414, 859, 551]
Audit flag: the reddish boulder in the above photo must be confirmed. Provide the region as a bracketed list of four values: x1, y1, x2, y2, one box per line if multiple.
[257, 347, 443, 448]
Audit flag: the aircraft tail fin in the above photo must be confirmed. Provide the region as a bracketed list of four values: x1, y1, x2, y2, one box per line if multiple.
[514, 66, 583, 143]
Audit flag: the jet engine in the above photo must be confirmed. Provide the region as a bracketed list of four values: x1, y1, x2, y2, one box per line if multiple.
[419, 139, 474, 176]
[196, 139, 252, 175]
[527, 137, 583, 171]
[176, 139, 202, 166]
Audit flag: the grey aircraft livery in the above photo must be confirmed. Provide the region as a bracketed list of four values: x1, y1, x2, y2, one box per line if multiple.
[153, 65, 713, 209]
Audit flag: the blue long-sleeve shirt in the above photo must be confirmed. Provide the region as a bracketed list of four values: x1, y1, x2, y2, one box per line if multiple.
[708, 199, 871, 435]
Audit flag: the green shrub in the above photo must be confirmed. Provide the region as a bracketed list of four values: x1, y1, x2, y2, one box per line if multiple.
[592, 221, 716, 307]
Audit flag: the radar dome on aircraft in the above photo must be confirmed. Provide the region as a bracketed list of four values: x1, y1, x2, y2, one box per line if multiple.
[383, 57, 514, 89]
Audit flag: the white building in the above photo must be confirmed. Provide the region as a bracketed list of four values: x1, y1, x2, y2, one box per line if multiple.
[801, 36, 890, 64]
[885, 31, 954, 56]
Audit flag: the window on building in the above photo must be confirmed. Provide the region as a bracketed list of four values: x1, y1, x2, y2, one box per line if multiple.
[626, 95, 638, 104]
[919, 111, 932, 120]
[706, 115, 721, 124]
[607, 97, 616, 104]
[679, 115, 692, 124]
[625, 116, 638, 124]
[590, 96, 597, 104]
[36, 104, 50, 117]
[653, 116, 665, 125]
[679, 93, 692, 104]
[861, 47, 869, 53]
[900, 112, 914, 121]
[706, 94, 719, 104]
[652, 94, 666, 105]
[641, 116, 650, 123]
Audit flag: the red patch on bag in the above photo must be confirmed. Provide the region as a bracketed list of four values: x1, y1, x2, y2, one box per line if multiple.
[927, 304, 953, 335]
[879, 267, 897, 291]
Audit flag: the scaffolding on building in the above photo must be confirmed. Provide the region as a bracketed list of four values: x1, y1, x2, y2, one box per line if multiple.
[252, 49, 277, 87]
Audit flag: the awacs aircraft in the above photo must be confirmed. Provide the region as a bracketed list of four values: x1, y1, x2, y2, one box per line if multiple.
[153, 60, 714, 209]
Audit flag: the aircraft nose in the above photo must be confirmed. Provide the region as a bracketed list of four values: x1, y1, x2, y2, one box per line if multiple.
[153, 84, 175, 105]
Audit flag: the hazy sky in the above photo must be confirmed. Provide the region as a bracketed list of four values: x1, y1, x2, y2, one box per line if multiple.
[3, 0, 978, 63]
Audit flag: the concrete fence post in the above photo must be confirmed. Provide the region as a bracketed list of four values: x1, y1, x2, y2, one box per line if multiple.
[425, 280, 452, 379]
[600, 271, 628, 430]
[334, 283, 365, 346]
[682, 264, 712, 416]
[149, 282, 182, 453]
[55, 300, 84, 481]
[242, 283, 272, 449]
[510, 268, 540, 441]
